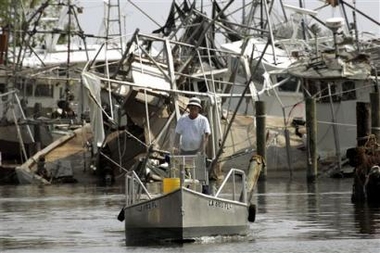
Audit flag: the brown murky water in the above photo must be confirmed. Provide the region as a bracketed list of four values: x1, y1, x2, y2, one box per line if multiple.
[0, 171, 379, 253]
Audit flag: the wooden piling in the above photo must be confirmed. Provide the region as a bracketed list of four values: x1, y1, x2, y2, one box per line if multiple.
[255, 101, 266, 181]
[370, 93, 380, 141]
[306, 97, 317, 182]
[356, 102, 371, 147]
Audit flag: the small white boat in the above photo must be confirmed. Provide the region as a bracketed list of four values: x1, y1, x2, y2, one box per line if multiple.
[120, 153, 258, 244]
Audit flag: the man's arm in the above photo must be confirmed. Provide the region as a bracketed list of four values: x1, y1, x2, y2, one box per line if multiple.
[200, 133, 210, 154]
[201, 116, 211, 154]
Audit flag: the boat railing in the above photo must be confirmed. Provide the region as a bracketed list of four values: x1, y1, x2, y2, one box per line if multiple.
[215, 168, 247, 204]
[125, 170, 152, 206]
[169, 154, 209, 186]
[124, 155, 247, 205]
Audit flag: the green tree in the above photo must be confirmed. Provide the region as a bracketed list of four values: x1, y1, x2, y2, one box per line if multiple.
[0, 0, 42, 27]
[0, 0, 12, 26]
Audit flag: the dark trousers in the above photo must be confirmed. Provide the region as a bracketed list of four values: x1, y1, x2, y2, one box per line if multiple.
[180, 149, 198, 155]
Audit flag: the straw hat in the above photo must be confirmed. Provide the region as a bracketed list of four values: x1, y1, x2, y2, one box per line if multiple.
[187, 97, 202, 109]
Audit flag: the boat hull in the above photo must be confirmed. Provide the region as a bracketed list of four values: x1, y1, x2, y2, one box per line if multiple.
[124, 187, 248, 244]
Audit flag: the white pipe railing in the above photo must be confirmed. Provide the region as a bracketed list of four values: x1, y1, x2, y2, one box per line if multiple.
[215, 168, 247, 203]
[125, 170, 152, 206]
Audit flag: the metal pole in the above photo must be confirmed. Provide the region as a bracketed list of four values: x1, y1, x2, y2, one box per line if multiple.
[256, 100, 266, 180]
[263, 0, 277, 65]
[356, 102, 370, 147]
[66, 0, 72, 104]
[299, 0, 307, 40]
[370, 92, 380, 141]
[209, 40, 271, 171]
[306, 97, 317, 182]
[340, 0, 380, 26]
[327, 83, 341, 173]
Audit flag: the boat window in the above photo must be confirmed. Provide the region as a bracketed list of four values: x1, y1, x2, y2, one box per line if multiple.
[15, 79, 37, 97]
[341, 81, 356, 101]
[35, 84, 53, 97]
[278, 76, 300, 92]
[307, 81, 320, 98]
[26, 84, 33, 96]
[0, 83, 6, 101]
[320, 82, 340, 103]
[60, 87, 65, 99]
[0, 83, 5, 93]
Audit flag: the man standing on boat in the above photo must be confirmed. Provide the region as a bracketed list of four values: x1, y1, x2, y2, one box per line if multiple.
[173, 97, 211, 155]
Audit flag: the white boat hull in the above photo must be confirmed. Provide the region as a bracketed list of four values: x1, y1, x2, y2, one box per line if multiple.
[124, 187, 249, 244]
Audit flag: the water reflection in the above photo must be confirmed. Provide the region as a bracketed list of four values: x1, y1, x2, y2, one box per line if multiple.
[256, 180, 267, 213]
[353, 202, 380, 234]
[252, 174, 380, 242]
[306, 181, 319, 220]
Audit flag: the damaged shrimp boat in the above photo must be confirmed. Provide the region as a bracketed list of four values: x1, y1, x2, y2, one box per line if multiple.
[279, 1, 380, 199]
[80, 2, 274, 243]
[9, 0, 121, 122]
[0, 1, 124, 184]
[15, 123, 94, 184]
[286, 14, 380, 175]
[81, 0, 278, 185]
[82, 33, 261, 243]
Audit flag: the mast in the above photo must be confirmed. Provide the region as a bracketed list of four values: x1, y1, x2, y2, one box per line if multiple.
[105, 0, 123, 52]
[298, 0, 307, 40]
[352, 0, 360, 52]
[66, 0, 72, 105]
[104, 0, 124, 120]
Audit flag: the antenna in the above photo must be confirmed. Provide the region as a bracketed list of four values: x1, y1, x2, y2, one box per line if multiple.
[326, 17, 344, 58]
[283, 4, 318, 16]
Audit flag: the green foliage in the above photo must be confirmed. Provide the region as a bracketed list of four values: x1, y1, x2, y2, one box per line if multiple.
[0, 0, 42, 27]
[0, 0, 12, 26]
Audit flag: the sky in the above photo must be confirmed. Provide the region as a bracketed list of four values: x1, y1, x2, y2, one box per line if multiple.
[76, 0, 379, 40]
